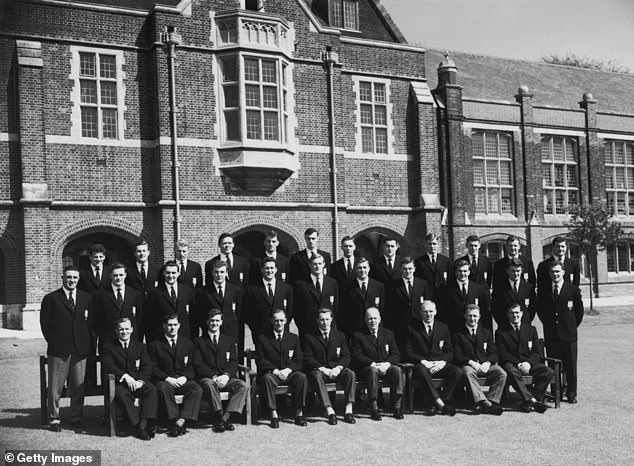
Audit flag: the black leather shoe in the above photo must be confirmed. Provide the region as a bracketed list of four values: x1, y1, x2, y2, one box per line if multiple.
[440, 405, 456, 416]
[294, 415, 307, 427]
[135, 426, 151, 441]
[567, 396, 578, 404]
[370, 410, 382, 421]
[270, 418, 280, 429]
[533, 401, 548, 413]
[49, 423, 62, 432]
[327, 414, 338, 425]
[213, 422, 226, 433]
[168, 425, 180, 437]
[487, 404, 504, 416]
[223, 421, 235, 431]
[520, 402, 533, 413]
[393, 409, 404, 420]
[343, 413, 356, 424]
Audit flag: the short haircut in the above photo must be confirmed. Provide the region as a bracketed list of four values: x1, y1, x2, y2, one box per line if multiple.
[175, 239, 189, 248]
[425, 233, 439, 242]
[63, 265, 80, 274]
[507, 303, 521, 313]
[341, 235, 355, 244]
[465, 235, 480, 244]
[212, 259, 227, 270]
[454, 258, 470, 271]
[506, 235, 520, 244]
[135, 238, 149, 248]
[309, 254, 324, 263]
[549, 259, 564, 270]
[551, 236, 567, 247]
[304, 227, 318, 236]
[464, 303, 480, 315]
[506, 257, 523, 269]
[401, 256, 415, 265]
[383, 236, 398, 244]
[270, 308, 287, 320]
[206, 309, 223, 320]
[110, 262, 126, 272]
[356, 257, 369, 267]
[163, 312, 179, 323]
[261, 257, 277, 268]
[265, 230, 278, 239]
[164, 259, 179, 269]
[316, 308, 333, 318]
[115, 317, 131, 328]
[89, 244, 106, 255]
[218, 232, 233, 245]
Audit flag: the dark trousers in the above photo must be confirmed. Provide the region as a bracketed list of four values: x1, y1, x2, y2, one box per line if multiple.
[115, 381, 158, 426]
[199, 377, 248, 415]
[358, 365, 404, 403]
[307, 368, 356, 408]
[503, 362, 554, 402]
[156, 380, 202, 421]
[259, 371, 307, 411]
[546, 338, 578, 397]
[412, 363, 463, 401]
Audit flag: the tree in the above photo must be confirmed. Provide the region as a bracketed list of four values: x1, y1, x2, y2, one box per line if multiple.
[542, 53, 631, 74]
[566, 203, 623, 313]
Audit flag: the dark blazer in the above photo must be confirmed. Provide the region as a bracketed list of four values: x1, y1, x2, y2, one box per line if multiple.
[351, 327, 400, 369]
[536, 281, 584, 342]
[414, 253, 451, 295]
[243, 280, 294, 335]
[40, 288, 94, 358]
[293, 276, 339, 334]
[340, 279, 384, 334]
[385, 277, 432, 334]
[452, 324, 498, 366]
[250, 254, 290, 284]
[148, 336, 196, 381]
[78, 265, 111, 295]
[405, 319, 453, 364]
[495, 323, 541, 367]
[94, 285, 144, 345]
[492, 256, 536, 293]
[491, 279, 536, 325]
[101, 339, 153, 383]
[536, 256, 581, 292]
[329, 257, 356, 300]
[176, 259, 203, 289]
[196, 282, 243, 342]
[456, 253, 492, 288]
[205, 254, 250, 288]
[144, 283, 196, 342]
[193, 333, 239, 379]
[369, 256, 404, 286]
[302, 329, 351, 370]
[255, 329, 304, 373]
[126, 263, 161, 297]
[289, 249, 332, 284]
[436, 280, 492, 332]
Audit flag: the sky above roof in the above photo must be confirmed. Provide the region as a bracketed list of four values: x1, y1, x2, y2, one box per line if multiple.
[381, 0, 634, 72]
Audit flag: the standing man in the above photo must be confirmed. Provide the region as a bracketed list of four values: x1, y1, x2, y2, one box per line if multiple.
[94, 262, 144, 348]
[537, 236, 581, 292]
[405, 301, 460, 416]
[40, 265, 94, 431]
[340, 258, 384, 338]
[491, 257, 536, 326]
[351, 307, 405, 421]
[457, 235, 492, 288]
[250, 230, 289, 283]
[302, 308, 356, 425]
[174, 239, 203, 290]
[537, 261, 583, 404]
[205, 233, 250, 289]
[492, 235, 536, 294]
[78, 243, 110, 294]
[148, 314, 202, 437]
[415, 233, 451, 297]
[370, 237, 403, 286]
[452, 304, 506, 415]
[101, 318, 158, 440]
[496, 304, 553, 413]
[289, 228, 332, 284]
[194, 309, 248, 433]
[329, 235, 357, 304]
[293, 254, 338, 335]
[126, 238, 160, 298]
[255, 309, 308, 428]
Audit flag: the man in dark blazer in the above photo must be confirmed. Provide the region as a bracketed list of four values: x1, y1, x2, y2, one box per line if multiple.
[369, 236, 404, 286]
[302, 308, 356, 425]
[148, 314, 202, 436]
[205, 233, 250, 289]
[436, 259, 492, 332]
[255, 309, 308, 428]
[351, 307, 405, 421]
[329, 235, 357, 311]
[492, 235, 536, 295]
[453, 304, 506, 415]
[40, 265, 94, 431]
[173, 239, 203, 290]
[385, 257, 432, 350]
[78, 243, 110, 295]
[250, 230, 290, 284]
[496, 304, 553, 413]
[125, 238, 160, 298]
[415, 233, 451, 297]
[101, 318, 158, 440]
[198, 259, 243, 351]
[289, 227, 332, 284]
[194, 309, 248, 433]
[94, 262, 144, 348]
[293, 254, 338, 335]
[536, 261, 584, 404]
[339, 258, 384, 339]
[536, 236, 581, 292]
[491, 257, 536, 325]
[456, 235, 493, 289]
[244, 257, 293, 336]
[144, 261, 196, 342]
[405, 301, 461, 416]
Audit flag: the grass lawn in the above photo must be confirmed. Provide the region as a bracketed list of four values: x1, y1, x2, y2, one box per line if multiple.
[1, 308, 633, 465]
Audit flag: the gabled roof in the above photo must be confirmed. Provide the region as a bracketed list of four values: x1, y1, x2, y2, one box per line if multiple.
[425, 48, 634, 115]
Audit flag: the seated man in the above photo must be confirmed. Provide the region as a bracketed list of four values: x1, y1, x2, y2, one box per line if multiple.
[302, 308, 356, 425]
[148, 313, 203, 437]
[255, 309, 308, 428]
[193, 309, 248, 433]
[405, 300, 461, 416]
[351, 307, 405, 421]
[495, 304, 554, 413]
[101, 318, 157, 440]
[452, 304, 506, 415]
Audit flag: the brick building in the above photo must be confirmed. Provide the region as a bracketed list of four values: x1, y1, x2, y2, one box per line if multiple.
[1, 0, 633, 328]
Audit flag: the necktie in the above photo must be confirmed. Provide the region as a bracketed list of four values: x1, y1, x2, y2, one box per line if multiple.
[277, 333, 283, 344]
[407, 280, 412, 297]
[461, 283, 467, 299]
[170, 338, 176, 352]
[514, 282, 519, 295]
[140, 264, 146, 283]
[515, 325, 520, 337]
[218, 286, 224, 301]
[116, 288, 123, 308]
[471, 329, 476, 341]
[472, 255, 477, 268]
[212, 334, 217, 348]
[268, 283, 274, 300]
[316, 278, 321, 295]
[388, 259, 393, 273]
[68, 292, 75, 309]
[361, 282, 367, 295]
[123, 342, 128, 353]
[170, 286, 177, 304]
[553, 285, 559, 301]
[427, 325, 432, 336]
[323, 332, 328, 345]
[180, 260, 185, 274]
[226, 256, 232, 270]
[95, 268, 101, 283]
[346, 260, 352, 278]
[431, 256, 436, 268]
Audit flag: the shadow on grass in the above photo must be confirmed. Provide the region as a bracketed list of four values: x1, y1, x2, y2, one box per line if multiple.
[0, 405, 113, 437]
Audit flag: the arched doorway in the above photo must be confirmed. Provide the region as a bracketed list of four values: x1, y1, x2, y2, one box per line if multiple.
[354, 229, 408, 262]
[62, 233, 135, 269]
[234, 228, 296, 259]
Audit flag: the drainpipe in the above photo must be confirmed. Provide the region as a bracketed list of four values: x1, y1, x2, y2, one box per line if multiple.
[323, 46, 339, 259]
[162, 26, 183, 241]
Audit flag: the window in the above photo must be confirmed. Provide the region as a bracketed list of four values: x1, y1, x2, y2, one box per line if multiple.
[328, 0, 359, 30]
[473, 131, 514, 215]
[541, 136, 579, 214]
[70, 47, 124, 140]
[604, 140, 634, 216]
[219, 54, 290, 144]
[484, 239, 528, 262]
[607, 241, 634, 273]
[353, 78, 391, 154]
